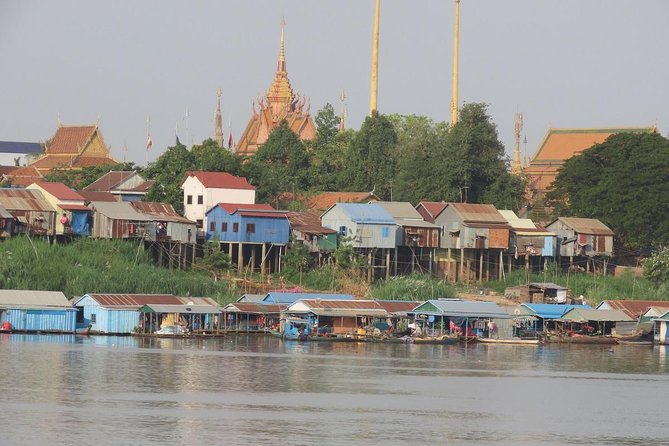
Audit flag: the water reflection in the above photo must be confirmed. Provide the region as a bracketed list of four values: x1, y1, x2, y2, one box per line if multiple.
[1, 333, 668, 445]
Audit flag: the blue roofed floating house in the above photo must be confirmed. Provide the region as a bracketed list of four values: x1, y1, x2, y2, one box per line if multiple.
[516, 303, 593, 333]
[653, 310, 669, 345]
[0, 290, 76, 333]
[321, 202, 397, 280]
[205, 202, 290, 274]
[262, 291, 354, 304]
[73, 293, 220, 335]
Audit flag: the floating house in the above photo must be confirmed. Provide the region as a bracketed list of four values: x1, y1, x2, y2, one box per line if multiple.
[653, 311, 669, 345]
[287, 211, 338, 258]
[206, 202, 290, 274]
[84, 170, 154, 202]
[27, 181, 91, 236]
[73, 293, 220, 334]
[0, 290, 76, 333]
[504, 282, 571, 304]
[410, 300, 510, 338]
[88, 200, 154, 239]
[498, 210, 557, 271]
[0, 188, 56, 236]
[558, 308, 633, 336]
[131, 201, 196, 243]
[517, 303, 593, 333]
[262, 292, 354, 305]
[220, 302, 286, 332]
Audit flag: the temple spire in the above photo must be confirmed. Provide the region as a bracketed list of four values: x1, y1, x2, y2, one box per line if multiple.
[214, 87, 224, 147]
[339, 89, 347, 132]
[266, 17, 294, 117]
[450, 0, 460, 126]
[369, 0, 380, 116]
[511, 112, 523, 175]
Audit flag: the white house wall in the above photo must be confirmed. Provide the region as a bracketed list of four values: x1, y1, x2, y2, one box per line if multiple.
[182, 176, 256, 225]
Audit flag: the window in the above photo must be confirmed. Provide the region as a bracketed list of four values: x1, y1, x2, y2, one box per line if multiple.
[196, 219, 203, 229]
[91, 313, 96, 324]
[209, 221, 215, 231]
[221, 222, 227, 232]
[382, 227, 389, 238]
[233, 223, 239, 232]
[246, 223, 256, 234]
[339, 226, 347, 236]
[197, 195, 203, 205]
[186, 195, 193, 205]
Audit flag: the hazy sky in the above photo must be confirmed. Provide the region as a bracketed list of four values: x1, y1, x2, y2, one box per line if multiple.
[1, 0, 667, 166]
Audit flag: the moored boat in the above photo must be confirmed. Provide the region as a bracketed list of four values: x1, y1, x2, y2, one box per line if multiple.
[478, 337, 540, 345]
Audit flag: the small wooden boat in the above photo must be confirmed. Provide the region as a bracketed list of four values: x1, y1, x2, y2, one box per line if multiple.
[547, 334, 618, 344]
[477, 337, 540, 345]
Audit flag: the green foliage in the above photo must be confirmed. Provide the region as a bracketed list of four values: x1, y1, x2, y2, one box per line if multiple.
[244, 120, 311, 203]
[369, 275, 456, 301]
[143, 143, 194, 213]
[197, 240, 231, 278]
[308, 105, 353, 191]
[332, 236, 362, 270]
[347, 112, 398, 199]
[45, 162, 140, 189]
[191, 138, 241, 173]
[0, 237, 239, 304]
[546, 132, 669, 248]
[282, 238, 314, 277]
[643, 248, 669, 285]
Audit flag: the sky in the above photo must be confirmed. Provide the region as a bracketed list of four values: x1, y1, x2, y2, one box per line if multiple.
[1, 0, 667, 166]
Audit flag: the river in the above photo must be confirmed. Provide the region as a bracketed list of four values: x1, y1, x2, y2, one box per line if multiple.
[1, 333, 668, 445]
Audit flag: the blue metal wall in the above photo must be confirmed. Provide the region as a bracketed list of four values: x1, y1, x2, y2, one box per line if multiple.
[75, 295, 140, 334]
[1, 308, 76, 332]
[206, 207, 290, 244]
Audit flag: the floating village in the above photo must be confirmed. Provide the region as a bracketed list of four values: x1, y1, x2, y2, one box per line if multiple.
[2, 288, 669, 346]
[1, 7, 668, 351]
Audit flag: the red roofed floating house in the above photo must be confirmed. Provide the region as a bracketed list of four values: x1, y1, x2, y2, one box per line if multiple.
[181, 171, 256, 232]
[205, 202, 290, 274]
[28, 124, 118, 175]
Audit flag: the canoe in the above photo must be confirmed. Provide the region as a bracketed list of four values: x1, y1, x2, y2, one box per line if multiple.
[547, 335, 618, 344]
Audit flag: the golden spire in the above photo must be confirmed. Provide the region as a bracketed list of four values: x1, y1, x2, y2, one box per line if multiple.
[369, 0, 380, 116]
[339, 89, 347, 132]
[215, 87, 224, 147]
[511, 112, 523, 175]
[266, 16, 295, 117]
[450, 0, 460, 126]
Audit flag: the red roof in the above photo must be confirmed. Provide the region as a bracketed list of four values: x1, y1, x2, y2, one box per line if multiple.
[46, 126, 97, 154]
[307, 191, 380, 212]
[34, 181, 85, 201]
[185, 171, 255, 190]
[85, 171, 135, 191]
[86, 294, 183, 307]
[0, 165, 43, 187]
[132, 202, 194, 224]
[78, 190, 117, 202]
[59, 204, 90, 211]
[600, 300, 669, 319]
[416, 201, 447, 222]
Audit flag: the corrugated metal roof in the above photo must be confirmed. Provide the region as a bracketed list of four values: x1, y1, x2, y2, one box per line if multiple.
[335, 203, 395, 224]
[263, 292, 354, 304]
[521, 303, 592, 319]
[140, 304, 220, 314]
[374, 300, 421, 314]
[132, 202, 195, 224]
[414, 300, 510, 318]
[395, 218, 438, 229]
[307, 191, 380, 212]
[416, 201, 448, 222]
[376, 201, 425, 220]
[223, 303, 286, 313]
[0, 141, 42, 154]
[33, 182, 85, 201]
[596, 300, 669, 319]
[78, 191, 117, 202]
[529, 282, 569, 291]
[449, 203, 508, 225]
[236, 293, 267, 303]
[0, 204, 12, 219]
[84, 171, 135, 191]
[80, 293, 183, 308]
[559, 308, 633, 323]
[59, 204, 90, 211]
[287, 211, 337, 234]
[551, 217, 614, 236]
[0, 188, 54, 212]
[90, 201, 154, 221]
[0, 290, 73, 309]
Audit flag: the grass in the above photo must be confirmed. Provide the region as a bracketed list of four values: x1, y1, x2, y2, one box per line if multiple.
[0, 236, 240, 304]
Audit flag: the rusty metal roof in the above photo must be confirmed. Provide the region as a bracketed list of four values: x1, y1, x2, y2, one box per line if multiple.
[551, 217, 614, 236]
[223, 303, 286, 313]
[375, 300, 422, 313]
[32, 181, 85, 201]
[0, 188, 54, 212]
[78, 294, 217, 309]
[597, 300, 669, 319]
[132, 202, 195, 224]
[287, 211, 336, 234]
[449, 203, 508, 225]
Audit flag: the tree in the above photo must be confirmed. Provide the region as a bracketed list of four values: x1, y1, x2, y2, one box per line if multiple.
[191, 138, 242, 174]
[545, 132, 669, 248]
[309, 104, 352, 191]
[197, 240, 230, 281]
[347, 112, 398, 199]
[244, 120, 311, 203]
[143, 142, 194, 213]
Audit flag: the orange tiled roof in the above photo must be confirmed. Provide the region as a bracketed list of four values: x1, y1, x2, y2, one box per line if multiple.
[33, 181, 85, 201]
[0, 165, 43, 187]
[29, 154, 117, 170]
[46, 125, 97, 154]
[307, 192, 380, 213]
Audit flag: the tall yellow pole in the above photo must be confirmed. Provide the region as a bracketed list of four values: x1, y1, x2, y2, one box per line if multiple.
[450, 0, 460, 126]
[369, 0, 380, 115]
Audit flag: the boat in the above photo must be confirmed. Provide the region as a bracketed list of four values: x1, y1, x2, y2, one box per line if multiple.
[155, 325, 188, 336]
[546, 333, 618, 344]
[477, 337, 540, 345]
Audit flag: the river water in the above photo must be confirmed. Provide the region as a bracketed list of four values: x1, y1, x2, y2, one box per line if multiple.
[1, 333, 668, 446]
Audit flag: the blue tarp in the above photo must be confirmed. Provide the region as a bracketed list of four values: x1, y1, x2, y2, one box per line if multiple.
[70, 211, 90, 235]
[522, 303, 593, 319]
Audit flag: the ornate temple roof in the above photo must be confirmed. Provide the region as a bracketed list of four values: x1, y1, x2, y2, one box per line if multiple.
[235, 21, 316, 157]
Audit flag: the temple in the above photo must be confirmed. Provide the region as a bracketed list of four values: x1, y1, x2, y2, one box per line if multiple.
[29, 123, 118, 175]
[234, 20, 316, 157]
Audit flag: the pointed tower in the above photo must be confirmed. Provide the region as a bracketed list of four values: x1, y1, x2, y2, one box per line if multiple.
[369, 0, 380, 115]
[214, 87, 224, 147]
[339, 89, 347, 133]
[450, 0, 460, 126]
[511, 112, 523, 175]
[235, 18, 316, 157]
